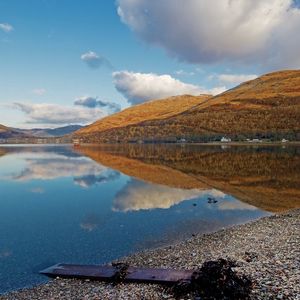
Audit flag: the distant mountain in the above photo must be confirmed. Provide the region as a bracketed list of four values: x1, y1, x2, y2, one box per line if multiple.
[14, 125, 84, 137]
[75, 70, 300, 142]
[0, 124, 9, 132]
[0, 124, 28, 139]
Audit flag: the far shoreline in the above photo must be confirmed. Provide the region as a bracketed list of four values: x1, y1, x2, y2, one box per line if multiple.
[1, 140, 300, 147]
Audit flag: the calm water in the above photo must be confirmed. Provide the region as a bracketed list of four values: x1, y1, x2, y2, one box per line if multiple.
[0, 144, 299, 294]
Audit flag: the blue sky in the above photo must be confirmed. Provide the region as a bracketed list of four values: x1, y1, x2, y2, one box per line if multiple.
[0, 0, 299, 128]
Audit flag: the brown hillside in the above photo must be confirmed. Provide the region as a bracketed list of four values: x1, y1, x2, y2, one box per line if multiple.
[76, 70, 300, 143]
[76, 94, 211, 135]
[0, 124, 28, 139]
[0, 148, 7, 157]
[0, 124, 9, 133]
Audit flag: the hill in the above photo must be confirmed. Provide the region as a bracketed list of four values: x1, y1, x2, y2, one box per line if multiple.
[0, 124, 27, 139]
[75, 70, 300, 142]
[0, 124, 9, 133]
[76, 94, 211, 136]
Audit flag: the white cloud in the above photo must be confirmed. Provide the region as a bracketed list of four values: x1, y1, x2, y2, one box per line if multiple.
[217, 74, 258, 85]
[113, 71, 225, 104]
[13, 102, 105, 125]
[0, 23, 14, 33]
[117, 0, 300, 68]
[32, 88, 46, 96]
[81, 51, 113, 69]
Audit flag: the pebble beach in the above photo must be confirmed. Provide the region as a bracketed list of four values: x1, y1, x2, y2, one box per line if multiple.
[1, 209, 299, 300]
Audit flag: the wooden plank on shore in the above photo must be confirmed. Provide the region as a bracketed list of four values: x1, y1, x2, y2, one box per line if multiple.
[40, 263, 194, 284]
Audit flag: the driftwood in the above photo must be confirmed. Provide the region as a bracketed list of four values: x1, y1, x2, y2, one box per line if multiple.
[40, 259, 252, 299]
[40, 263, 194, 285]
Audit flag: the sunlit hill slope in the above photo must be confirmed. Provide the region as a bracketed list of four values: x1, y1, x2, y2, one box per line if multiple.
[75, 70, 300, 142]
[77, 94, 211, 135]
[0, 124, 27, 139]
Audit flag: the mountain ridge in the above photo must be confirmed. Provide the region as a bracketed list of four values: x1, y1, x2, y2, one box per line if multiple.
[75, 70, 300, 143]
[0, 124, 84, 139]
[14, 125, 84, 137]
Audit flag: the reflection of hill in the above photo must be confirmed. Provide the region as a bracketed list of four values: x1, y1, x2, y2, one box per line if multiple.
[0, 148, 7, 158]
[78, 144, 300, 212]
[77, 146, 206, 189]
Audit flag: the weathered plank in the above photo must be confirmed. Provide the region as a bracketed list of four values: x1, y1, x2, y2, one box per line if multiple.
[40, 263, 194, 284]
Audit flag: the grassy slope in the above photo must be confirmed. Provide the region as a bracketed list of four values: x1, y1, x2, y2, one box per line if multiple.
[76, 94, 211, 135]
[0, 124, 9, 133]
[0, 124, 29, 139]
[76, 70, 300, 142]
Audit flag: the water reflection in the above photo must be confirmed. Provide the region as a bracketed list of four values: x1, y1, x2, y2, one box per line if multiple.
[80, 213, 107, 232]
[1, 147, 107, 182]
[0, 144, 299, 294]
[114, 179, 201, 211]
[78, 144, 300, 212]
[114, 179, 225, 212]
[74, 170, 120, 188]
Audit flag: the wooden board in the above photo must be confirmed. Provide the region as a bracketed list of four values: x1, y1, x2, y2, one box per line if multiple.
[40, 263, 194, 284]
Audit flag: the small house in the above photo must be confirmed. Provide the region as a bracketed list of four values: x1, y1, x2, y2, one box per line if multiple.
[221, 137, 231, 142]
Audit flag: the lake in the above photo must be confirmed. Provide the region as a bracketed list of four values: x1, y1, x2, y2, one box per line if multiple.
[0, 144, 299, 294]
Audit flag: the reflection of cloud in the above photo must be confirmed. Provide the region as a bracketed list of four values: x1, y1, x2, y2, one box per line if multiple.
[30, 187, 45, 194]
[80, 213, 106, 232]
[113, 179, 215, 212]
[10, 153, 107, 181]
[218, 201, 258, 211]
[209, 189, 227, 199]
[74, 170, 120, 188]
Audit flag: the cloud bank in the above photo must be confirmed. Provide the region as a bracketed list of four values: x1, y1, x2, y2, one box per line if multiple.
[81, 51, 113, 69]
[117, 0, 300, 68]
[13, 102, 105, 125]
[113, 71, 225, 104]
[74, 96, 121, 113]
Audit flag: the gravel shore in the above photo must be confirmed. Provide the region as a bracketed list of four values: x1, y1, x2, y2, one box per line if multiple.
[1, 209, 299, 300]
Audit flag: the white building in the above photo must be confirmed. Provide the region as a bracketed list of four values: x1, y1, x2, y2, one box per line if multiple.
[221, 137, 231, 142]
